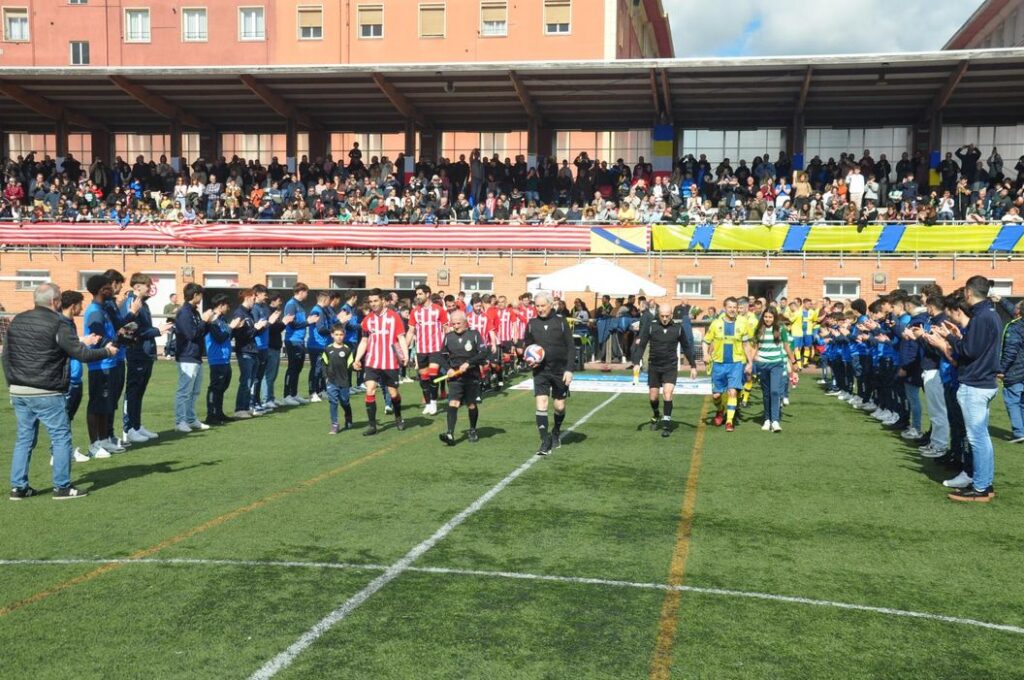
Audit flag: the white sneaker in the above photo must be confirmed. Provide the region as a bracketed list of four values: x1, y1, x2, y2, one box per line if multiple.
[89, 442, 112, 459]
[837, 392, 850, 401]
[762, 420, 771, 431]
[816, 379, 827, 384]
[860, 401, 877, 411]
[849, 396, 863, 407]
[872, 409, 890, 420]
[942, 471, 973, 488]
[261, 402, 276, 411]
[137, 426, 159, 439]
[422, 403, 432, 415]
[126, 429, 150, 444]
[294, 396, 310, 404]
[901, 427, 922, 440]
[282, 396, 300, 406]
[233, 410, 253, 419]
[384, 405, 394, 415]
[104, 438, 127, 453]
[771, 421, 782, 432]
[250, 409, 264, 417]
[310, 393, 322, 403]
[73, 447, 91, 463]
[782, 397, 790, 407]
[175, 421, 193, 433]
[189, 421, 211, 431]
[919, 445, 948, 458]
[882, 413, 900, 426]
[423, 402, 437, 416]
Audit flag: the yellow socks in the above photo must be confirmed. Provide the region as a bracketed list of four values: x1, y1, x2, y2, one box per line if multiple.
[726, 395, 737, 424]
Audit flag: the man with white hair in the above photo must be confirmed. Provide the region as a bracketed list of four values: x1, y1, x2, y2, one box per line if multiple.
[524, 293, 575, 456]
[438, 310, 490, 446]
[5, 283, 118, 500]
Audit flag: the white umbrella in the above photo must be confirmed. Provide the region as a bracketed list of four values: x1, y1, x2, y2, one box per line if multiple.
[526, 258, 666, 297]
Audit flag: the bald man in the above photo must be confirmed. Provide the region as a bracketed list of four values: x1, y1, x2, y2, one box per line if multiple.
[524, 293, 575, 455]
[439, 310, 490, 445]
[635, 304, 698, 437]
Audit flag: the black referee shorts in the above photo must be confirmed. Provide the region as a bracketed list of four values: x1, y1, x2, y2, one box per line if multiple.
[532, 370, 569, 399]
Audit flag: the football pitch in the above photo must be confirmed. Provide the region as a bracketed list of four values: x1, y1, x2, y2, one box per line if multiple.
[1, 362, 1022, 679]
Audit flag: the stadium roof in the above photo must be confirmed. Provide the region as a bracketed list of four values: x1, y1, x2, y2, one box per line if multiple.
[0, 48, 1022, 134]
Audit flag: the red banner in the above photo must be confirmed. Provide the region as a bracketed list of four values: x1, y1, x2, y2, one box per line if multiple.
[0, 222, 593, 250]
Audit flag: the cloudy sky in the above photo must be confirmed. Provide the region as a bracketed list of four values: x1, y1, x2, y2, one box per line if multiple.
[666, 0, 985, 57]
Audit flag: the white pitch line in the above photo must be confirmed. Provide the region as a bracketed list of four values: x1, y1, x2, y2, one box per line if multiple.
[4, 555, 1023, 636]
[248, 392, 622, 680]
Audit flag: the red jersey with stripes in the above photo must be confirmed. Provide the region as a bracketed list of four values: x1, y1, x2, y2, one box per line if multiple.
[516, 305, 536, 341]
[409, 303, 449, 354]
[467, 310, 492, 339]
[487, 306, 523, 344]
[360, 309, 405, 370]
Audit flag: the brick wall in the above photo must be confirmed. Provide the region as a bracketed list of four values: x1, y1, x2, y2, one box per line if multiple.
[0, 249, 1017, 312]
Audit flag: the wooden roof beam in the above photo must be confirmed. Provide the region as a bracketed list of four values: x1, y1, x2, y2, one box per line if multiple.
[649, 69, 663, 118]
[796, 66, 813, 115]
[239, 74, 324, 133]
[109, 75, 208, 130]
[509, 70, 543, 125]
[922, 60, 969, 122]
[371, 73, 430, 128]
[0, 80, 106, 131]
[659, 69, 673, 119]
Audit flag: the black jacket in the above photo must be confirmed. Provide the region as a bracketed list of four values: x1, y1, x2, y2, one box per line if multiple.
[637, 320, 696, 369]
[174, 304, 207, 364]
[1001, 316, 1024, 386]
[3, 306, 111, 393]
[524, 313, 575, 373]
[951, 299, 1001, 389]
[442, 329, 489, 377]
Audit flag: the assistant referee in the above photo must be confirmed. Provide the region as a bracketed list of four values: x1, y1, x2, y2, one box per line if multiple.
[636, 304, 698, 437]
[524, 293, 575, 456]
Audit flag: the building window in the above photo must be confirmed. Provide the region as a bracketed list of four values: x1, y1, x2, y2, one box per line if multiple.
[676, 277, 712, 298]
[460, 275, 493, 294]
[897, 280, 935, 295]
[543, 0, 570, 34]
[70, 41, 90, 64]
[78, 271, 104, 290]
[239, 7, 266, 41]
[992, 279, 1013, 296]
[69, 0, 88, 4]
[480, 1, 507, 37]
[182, 8, 208, 42]
[330, 274, 367, 289]
[203, 273, 239, 288]
[14, 270, 51, 291]
[395, 275, 427, 290]
[124, 8, 151, 43]
[419, 3, 445, 39]
[357, 5, 383, 38]
[267, 273, 298, 289]
[3, 8, 29, 42]
[824, 279, 860, 298]
[297, 6, 323, 40]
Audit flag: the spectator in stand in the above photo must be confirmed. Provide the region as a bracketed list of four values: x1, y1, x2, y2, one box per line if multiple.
[6, 283, 118, 500]
[174, 282, 214, 433]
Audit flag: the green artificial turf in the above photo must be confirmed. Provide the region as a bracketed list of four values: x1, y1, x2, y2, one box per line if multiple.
[0, 361, 1021, 679]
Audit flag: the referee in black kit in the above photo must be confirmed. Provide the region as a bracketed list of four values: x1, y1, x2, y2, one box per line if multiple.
[636, 304, 698, 437]
[524, 293, 575, 456]
[439, 310, 490, 446]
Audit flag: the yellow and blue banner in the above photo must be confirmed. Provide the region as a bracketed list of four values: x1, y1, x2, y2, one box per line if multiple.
[589, 226, 649, 254]
[651, 223, 1021, 253]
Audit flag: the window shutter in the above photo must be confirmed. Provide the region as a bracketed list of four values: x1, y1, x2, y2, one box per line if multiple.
[544, 1, 570, 24]
[360, 6, 383, 25]
[421, 6, 445, 36]
[298, 8, 322, 29]
[480, 2, 506, 23]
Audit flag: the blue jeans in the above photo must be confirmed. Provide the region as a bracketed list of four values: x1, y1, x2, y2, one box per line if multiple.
[123, 356, 154, 432]
[904, 382, 922, 430]
[957, 384, 997, 491]
[11, 395, 74, 490]
[326, 384, 351, 424]
[262, 349, 281, 403]
[1002, 381, 1024, 439]
[175, 361, 204, 424]
[235, 353, 257, 412]
[755, 362, 784, 422]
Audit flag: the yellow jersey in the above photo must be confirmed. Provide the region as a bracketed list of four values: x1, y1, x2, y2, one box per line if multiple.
[704, 315, 749, 364]
[800, 308, 819, 337]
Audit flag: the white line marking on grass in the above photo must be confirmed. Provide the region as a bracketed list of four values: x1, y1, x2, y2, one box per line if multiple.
[4, 556, 1023, 636]
[247, 392, 623, 680]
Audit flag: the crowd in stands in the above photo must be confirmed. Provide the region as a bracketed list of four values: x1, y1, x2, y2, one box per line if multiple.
[3, 143, 1024, 227]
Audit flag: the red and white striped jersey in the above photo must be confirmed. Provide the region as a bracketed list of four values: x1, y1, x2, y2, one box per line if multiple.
[516, 305, 536, 341]
[487, 307, 523, 344]
[467, 310, 491, 339]
[360, 309, 404, 370]
[409, 303, 449, 354]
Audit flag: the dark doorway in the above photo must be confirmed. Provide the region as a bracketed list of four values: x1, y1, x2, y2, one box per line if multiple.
[747, 279, 788, 303]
